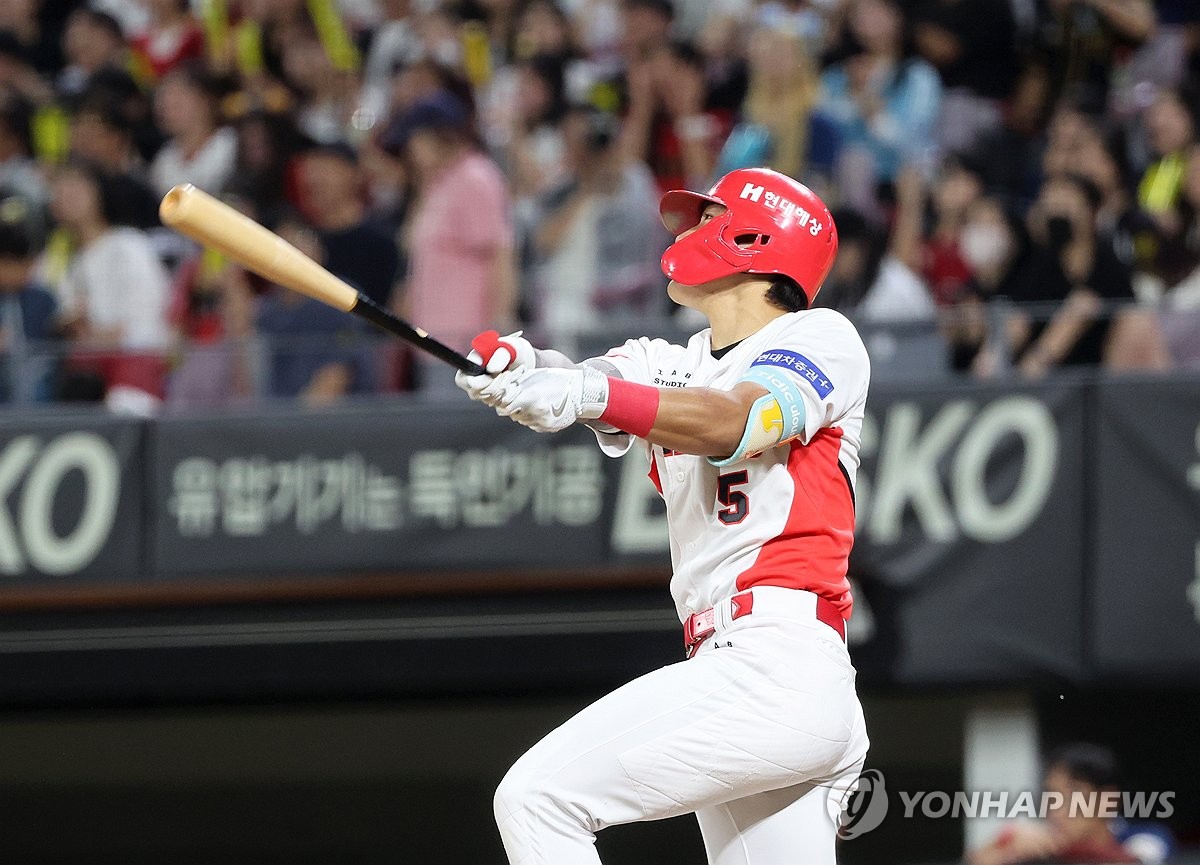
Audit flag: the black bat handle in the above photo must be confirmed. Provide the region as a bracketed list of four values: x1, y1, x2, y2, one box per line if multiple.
[350, 293, 486, 376]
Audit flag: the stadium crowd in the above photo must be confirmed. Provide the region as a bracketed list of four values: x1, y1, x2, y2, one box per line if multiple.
[0, 0, 1195, 409]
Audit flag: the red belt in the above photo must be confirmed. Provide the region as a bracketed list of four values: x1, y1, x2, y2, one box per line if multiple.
[683, 590, 846, 658]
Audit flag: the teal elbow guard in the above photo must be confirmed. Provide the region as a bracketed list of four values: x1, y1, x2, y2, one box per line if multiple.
[708, 368, 806, 468]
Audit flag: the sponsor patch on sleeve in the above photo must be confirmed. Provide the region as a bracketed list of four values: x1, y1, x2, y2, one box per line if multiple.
[751, 349, 834, 399]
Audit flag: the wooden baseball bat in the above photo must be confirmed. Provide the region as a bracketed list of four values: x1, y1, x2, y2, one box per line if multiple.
[159, 184, 485, 376]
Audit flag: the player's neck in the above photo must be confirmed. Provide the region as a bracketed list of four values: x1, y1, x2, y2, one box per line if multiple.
[697, 280, 788, 350]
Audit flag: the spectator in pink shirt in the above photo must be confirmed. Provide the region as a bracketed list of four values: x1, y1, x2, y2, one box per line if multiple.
[382, 90, 516, 393]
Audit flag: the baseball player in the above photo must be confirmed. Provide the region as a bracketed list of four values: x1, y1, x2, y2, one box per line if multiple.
[456, 167, 870, 865]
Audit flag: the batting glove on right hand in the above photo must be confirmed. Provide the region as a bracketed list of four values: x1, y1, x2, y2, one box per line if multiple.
[454, 330, 537, 405]
[494, 366, 610, 433]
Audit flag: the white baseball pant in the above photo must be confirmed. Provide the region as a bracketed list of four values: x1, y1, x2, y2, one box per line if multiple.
[494, 587, 870, 865]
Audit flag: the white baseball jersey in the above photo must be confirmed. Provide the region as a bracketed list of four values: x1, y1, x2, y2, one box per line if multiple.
[589, 308, 870, 623]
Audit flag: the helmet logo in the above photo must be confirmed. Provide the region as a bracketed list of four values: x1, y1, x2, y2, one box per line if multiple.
[735, 181, 825, 237]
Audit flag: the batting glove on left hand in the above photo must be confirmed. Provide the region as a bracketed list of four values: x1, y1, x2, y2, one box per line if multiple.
[471, 329, 536, 374]
[494, 366, 611, 433]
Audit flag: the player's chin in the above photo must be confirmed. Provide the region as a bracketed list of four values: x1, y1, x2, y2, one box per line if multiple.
[666, 279, 701, 308]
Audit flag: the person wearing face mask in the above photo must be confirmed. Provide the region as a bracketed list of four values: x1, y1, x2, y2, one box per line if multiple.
[960, 202, 1018, 282]
[1006, 173, 1136, 377]
[949, 196, 1030, 374]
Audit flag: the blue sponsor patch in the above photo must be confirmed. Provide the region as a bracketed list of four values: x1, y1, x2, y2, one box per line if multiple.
[751, 349, 835, 399]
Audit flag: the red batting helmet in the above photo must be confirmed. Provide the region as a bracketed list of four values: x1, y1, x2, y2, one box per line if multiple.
[659, 167, 838, 304]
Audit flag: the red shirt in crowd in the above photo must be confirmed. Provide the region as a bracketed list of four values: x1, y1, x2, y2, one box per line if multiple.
[131, 19, 206, 80]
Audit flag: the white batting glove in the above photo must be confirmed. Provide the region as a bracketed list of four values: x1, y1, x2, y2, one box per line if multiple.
[455, 330, 537, 405]
[472, 329, 536, 373]
[494, 366, 611, 433]
[454, 357, 505, 407]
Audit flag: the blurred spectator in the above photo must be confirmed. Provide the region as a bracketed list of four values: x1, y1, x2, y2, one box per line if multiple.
[391, 57, 477, 118]
[813, 207, 881, 316]
[1042, 99, 1105, 181]
[573, 0, 623, 70]
[479, 0, 588, 135]
[57, 7, 126, 98]
[913, 154, 984, 307]
[90, 0, 147, 39]
[149, 62, 237, 197]
[251, 214, 378, 407]
[359, 0, 422, 125]
[130, 0, 205, 82]
[0, 90, 45, 208]
[49, 160, 171, 413]
[226, 101, 308, 224]
[1007, 173, 1154, 376]
[1153, 143, 1200, 367]
[613, 0, 732, 191]
[620, 0, 675, 67]
[816, 0, 942, 214]
[1035, 96, 1169, 297]
[1138, 86, 1197, 240]
[1042, 0, 1157, 112]
[681, 0, 774, 50]
[512, 0, 578, 65]
[948, 196, 1032, 375]
[296, 142, 400, 307]
[359, 131, 410, 229]
[971, 61, 1054, 204]
[166, 192, 258, 409]
[1187, 10, 1200, 83]
[170, 244, 231, 352]
[0, 29, 53, 106]
[382, 90, 515, 389]
[173, 203, 379, 409]
[0, 0, 63, 76]
[0, 192, 58, 403]
[465, 0, 521, 68]
[529, 106, 665, 343]
[910, 0, 1019, 153]
[818, 201, 936, 323]
[681, 1, 746, 117]
[1073, 127, 1158, 279]
[1111, 1, 1193, 123]
[408, 5, 467, 72]
[968, 743, 1174, 865]
[219, 0, 304, 84]
[81, 65, 163, 164]
[734, 10, 820, 181]
[69, 96, 160, 230]
[278, 21, 362, 145]
[621, 40, 731, 193]
[498, 53, 569, 201]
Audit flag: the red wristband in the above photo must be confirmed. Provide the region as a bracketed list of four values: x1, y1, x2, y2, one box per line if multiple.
[599, 378, 660, 438]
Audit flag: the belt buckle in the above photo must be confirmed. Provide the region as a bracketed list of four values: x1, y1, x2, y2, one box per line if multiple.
[683, 607, 716, 658]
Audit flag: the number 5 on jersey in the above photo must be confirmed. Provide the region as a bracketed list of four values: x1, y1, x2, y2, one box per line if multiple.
[717, 470, 750, 524]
